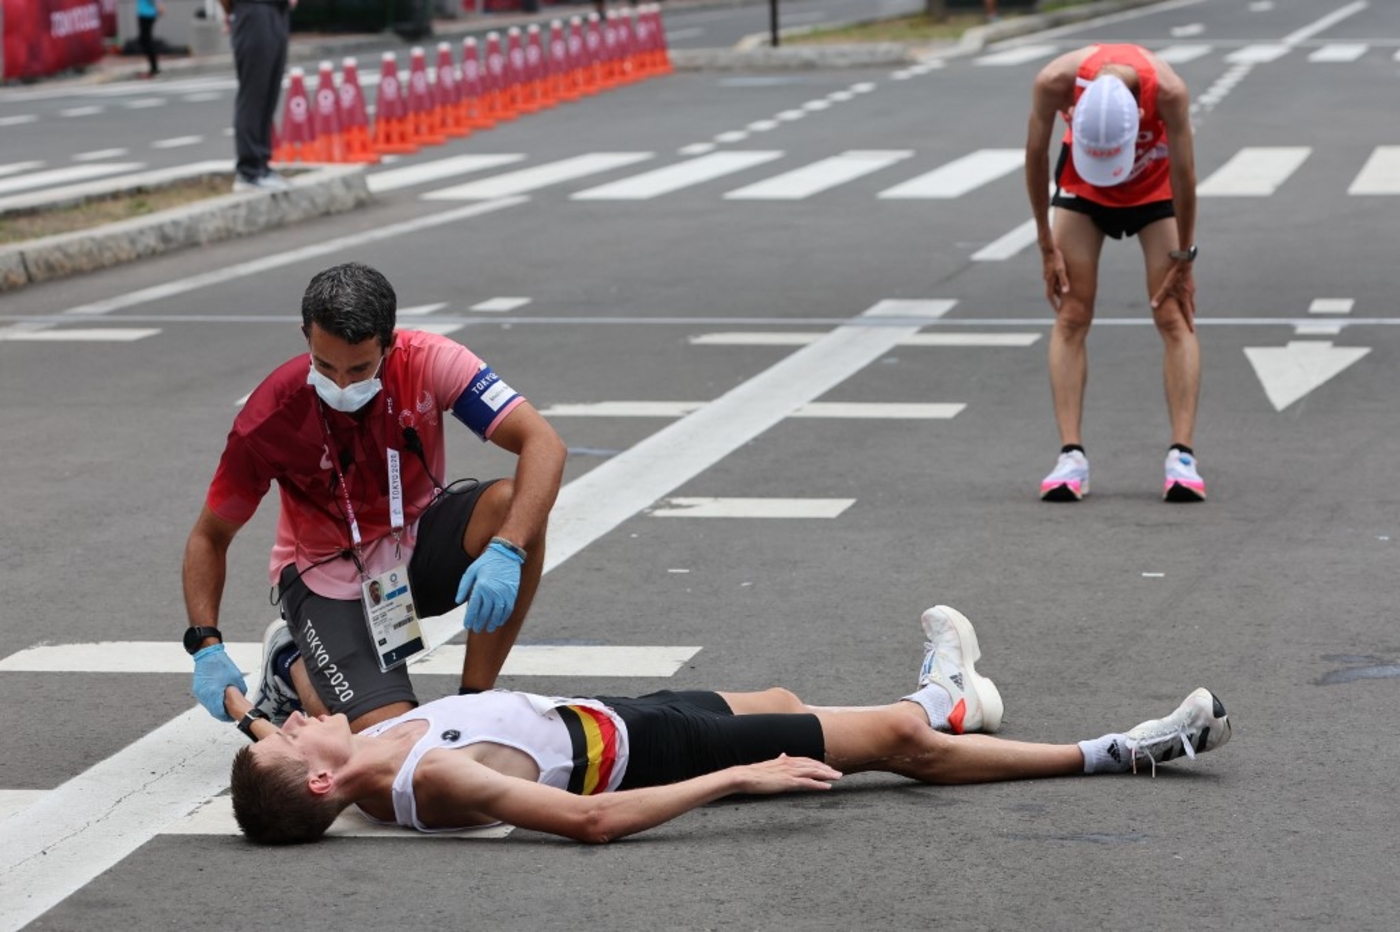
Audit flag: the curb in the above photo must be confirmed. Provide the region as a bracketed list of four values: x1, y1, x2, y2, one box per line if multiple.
[0, 165, 370, 292]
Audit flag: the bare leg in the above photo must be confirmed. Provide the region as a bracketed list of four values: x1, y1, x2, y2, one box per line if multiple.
[1139, 220, 1200, 448]
[817, 704, 1083, 784]
[459, 480, 546, 692]
[1047, 210, 1105, 447]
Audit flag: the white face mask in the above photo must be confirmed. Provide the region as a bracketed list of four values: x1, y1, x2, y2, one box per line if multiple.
[307, 358, 383, 413]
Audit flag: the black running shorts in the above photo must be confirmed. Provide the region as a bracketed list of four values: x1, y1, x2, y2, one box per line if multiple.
[599, 690, 827, 790]
[1052, 146, 1175, 239]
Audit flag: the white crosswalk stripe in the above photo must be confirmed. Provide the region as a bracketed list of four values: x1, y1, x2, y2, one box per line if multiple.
[1198, 146, 1310, 196]
[0, 162, 143, 196]
[878, 149, 1023, 199]
[724, 150, 912, 200]
[1225, 44, 1291, 64]
[572, 151, 783, 200]
[1154, 44, 1213, 64]
[973, 45, 1059, 66]
[422, 152, 654, 200]
[1348, 146, 1400, 195]
[1307, 43, 1367, 62]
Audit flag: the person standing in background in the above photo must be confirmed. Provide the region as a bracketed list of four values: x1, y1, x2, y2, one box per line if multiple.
[220, 0, 296, 191]
[136, 0, 164, 78]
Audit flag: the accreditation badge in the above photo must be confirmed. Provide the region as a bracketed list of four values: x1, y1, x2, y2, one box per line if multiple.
[362, 566, 425, 671]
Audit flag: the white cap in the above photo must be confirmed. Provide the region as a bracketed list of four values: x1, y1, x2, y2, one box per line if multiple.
[1071, 75, 1139, 188]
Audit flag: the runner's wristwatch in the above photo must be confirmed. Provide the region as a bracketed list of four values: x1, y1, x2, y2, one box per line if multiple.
[1168, 245, 1198, 262]
[183, 625, 224, 655]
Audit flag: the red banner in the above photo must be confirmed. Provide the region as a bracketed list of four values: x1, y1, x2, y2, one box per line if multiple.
[2, 0, 108, 82]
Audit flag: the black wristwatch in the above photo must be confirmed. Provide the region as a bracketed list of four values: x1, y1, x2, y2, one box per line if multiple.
[237, 708, 270, 741]
[1168, 245, 1198, 262]
[183, 625, 224, 655]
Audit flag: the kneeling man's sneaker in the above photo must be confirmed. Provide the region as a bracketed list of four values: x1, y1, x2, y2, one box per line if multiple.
[251, 620, 302, 725]
[1125, 687, 1231, 775]
[917, 605, 1004, 734]
[1040, 450, 1089, 502]
[1164, 449, 1206, 502]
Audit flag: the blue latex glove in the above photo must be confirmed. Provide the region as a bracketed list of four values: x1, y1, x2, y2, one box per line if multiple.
[192, 643, 247, 722]
[456, 540, 525, 634]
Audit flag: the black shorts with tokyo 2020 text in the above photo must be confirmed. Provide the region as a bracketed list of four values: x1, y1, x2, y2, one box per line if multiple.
[276, 478, 498, 721]
[598, 690, 827, 789]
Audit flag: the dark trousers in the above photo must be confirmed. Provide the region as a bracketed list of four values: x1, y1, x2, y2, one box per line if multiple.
[137, 15, 158, 74]
[231, 1, 290, 180]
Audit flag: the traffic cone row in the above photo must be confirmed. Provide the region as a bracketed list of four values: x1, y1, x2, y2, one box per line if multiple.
[273, 4, 673, 167]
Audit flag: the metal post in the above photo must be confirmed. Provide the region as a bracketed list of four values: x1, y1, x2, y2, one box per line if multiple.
[769, 0, 779, 47]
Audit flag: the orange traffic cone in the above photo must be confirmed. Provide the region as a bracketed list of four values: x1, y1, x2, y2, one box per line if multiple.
[525, 24, 554, 110]
[484, 31, 515, 122]
[650, 3, 674, 75]
[337, 57, 380, 163]
[561, 16, 586, 101]
[407, 46, 447, 147]
[311, 60, 345, 162]
[504, 27, 529, 115]
[371, 52, 418, 156]
[581, 13, 604, 96]
[460, 36, 494, 130]
[274, 67, 315, 163]
[435, 42, 470, 138]
[546, 20, 570, 104]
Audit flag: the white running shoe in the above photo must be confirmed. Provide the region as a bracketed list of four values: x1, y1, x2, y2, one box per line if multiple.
[1040, 450, 1089, 502]
[1125, 687, 1231, 775]
[917, 605, 1004, 734]
[250, 620, 302, 725]
[1164, 449, 1206, 502]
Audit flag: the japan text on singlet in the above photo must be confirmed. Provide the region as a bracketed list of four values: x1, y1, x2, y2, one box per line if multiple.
[1059, 44, 1173, 208]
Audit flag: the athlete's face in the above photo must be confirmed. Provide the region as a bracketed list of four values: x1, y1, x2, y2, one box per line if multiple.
[253, 710, 354, 771]
[305, 323, 385, 390]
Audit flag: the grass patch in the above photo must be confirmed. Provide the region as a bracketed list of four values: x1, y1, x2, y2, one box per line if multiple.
[0, 174, 235, 244]
[787, 13, 993, 44]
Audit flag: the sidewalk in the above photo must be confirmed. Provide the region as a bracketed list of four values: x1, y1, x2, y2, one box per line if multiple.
[1, 0, 1156, 294]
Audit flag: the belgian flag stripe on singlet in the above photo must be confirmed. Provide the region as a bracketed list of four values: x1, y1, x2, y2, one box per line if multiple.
[558, 705, 618, 795]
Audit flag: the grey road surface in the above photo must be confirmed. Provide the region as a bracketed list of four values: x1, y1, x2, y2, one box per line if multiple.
[2, 0, 1398, 929]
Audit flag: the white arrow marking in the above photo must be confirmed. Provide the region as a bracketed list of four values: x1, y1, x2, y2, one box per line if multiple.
[1244, 341, 1370, 411]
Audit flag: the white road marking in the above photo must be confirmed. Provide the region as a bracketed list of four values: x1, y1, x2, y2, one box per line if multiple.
[715, 130, 749, 143]
[182, 92, 222, 103]
[397, 302, 449, 316]
[1307, 43, 1367, 62]
[59, 105, 103, 117]
[72, 148, 129, 161]
[0, 115, 37, 127]
[725, 150, 911, 200]
[1224, 44, 1290, 64]
[422, 153, 653, 200]
[688, 332, 1039, 347]
[367, 153, 525, 193]
[152, 135, 204, 149]
[1154, 44, 1212, 63]
[0, 160, 44, 177]
[746, 120, 779, 132]
[0, 642, 701, 678]
[0, 328, 160, 342]
[878, 149, 1023, 199]
[572, 151, 783, 200]
[1295, 324, 1343, 336]
[1308, 299, 1354, 315]
[540, 401, 964, 419]
[973, 218, 1039, 261]
[405, 322, 465, 336]
[0, 163, 144, 196]
[0, 791, 44, 821]
[678, 142, 716, 155]
[1198, 147, 1310, 196]
[471, 296, 531, 312]
[124, 98, 164, 109]
[1244, 341, 1371, 411]
[168, 796, 515, 838]
[1348, 146, 1400, 195]
[650, 497, 855, 519]
[973, 45, 1059, 66]
[59, 197, 527, 316]
[1169, 23, 1205, 37]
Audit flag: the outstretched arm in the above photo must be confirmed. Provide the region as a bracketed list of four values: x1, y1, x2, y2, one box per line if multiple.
[415, 752, 843, 844]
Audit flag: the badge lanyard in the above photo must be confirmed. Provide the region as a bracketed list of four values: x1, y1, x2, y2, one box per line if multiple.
[318, 393, 407, 575]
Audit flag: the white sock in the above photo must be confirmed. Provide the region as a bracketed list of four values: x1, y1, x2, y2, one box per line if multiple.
[1077, 734, 1132, 774]
[903, 684, 954, 732]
